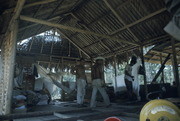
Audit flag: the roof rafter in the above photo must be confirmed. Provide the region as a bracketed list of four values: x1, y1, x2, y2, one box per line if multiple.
[110, 8, 167, 36]
[4, 0, 57, 14]
[87, 0, 131, 25]
[103, 0, 140, 44]
[19, 16, 61, 32]
[56, 29, 91, 58]
[34, 0, 64, 36]
[102, 35, 170, 58]
[20, 15, 138, 46]
[70, 13, 111, 52]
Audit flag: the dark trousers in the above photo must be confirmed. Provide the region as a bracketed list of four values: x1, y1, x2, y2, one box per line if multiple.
[125, 79, 133, 100]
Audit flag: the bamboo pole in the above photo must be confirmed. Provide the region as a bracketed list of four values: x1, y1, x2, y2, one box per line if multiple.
[113, 56, 118, 93]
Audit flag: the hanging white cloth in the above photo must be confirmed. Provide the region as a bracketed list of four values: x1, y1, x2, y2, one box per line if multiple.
[132, 57, 141, 100]
[34, 64, 73, 94]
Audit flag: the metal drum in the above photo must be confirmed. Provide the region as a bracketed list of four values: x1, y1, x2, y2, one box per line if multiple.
[140, 99, 180, 121]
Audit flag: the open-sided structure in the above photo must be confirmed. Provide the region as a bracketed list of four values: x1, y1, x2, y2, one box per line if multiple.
[0, 0, 179, 119]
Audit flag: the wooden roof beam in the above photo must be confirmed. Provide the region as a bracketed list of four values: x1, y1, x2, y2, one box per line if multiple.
[17, 51, 80, 60]
[102, 35, 170, 58]
[103, 0, 140, 44]
[103, 45, 138, 58]
[110, 8, 167, 36]
[20, 15, 138, 46]
[19, 16, 60, 33]
[4, 0, 57, 14]
[142, 35, 170, 46]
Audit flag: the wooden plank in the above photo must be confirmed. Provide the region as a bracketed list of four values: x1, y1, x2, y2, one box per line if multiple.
[110, 8, 167, 36]
[4, 0, 57, 14]
[20, 15, 137, 46]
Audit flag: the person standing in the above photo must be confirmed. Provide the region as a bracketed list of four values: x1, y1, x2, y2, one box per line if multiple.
[90, 57, 110, 108]
[124, 56, 137, 100]
[71, 58, 87, 107]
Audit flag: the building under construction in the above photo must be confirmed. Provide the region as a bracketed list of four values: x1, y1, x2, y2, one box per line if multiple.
[0, 0, 180, 120]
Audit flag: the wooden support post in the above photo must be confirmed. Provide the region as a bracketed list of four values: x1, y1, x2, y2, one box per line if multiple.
[50, 42, 54, 54]
[68, 41, 71, 56]
[0, 0, 26, 115]
[140, 46, 148, 98]
[79, 49, 82, 58]
[114, 56, 118, 93]
[29, 39, 34, 52]
[160, 53, 165, 83]
[152, 53, 171, 83]
[61, 58, 65, 101]
[171, 39, 180, 97]
[40, 42, 44, 53]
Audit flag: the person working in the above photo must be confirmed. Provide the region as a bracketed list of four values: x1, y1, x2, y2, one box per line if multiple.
[124, 56, 137, 100]
[71, 58, 87, 107]
[90, 57, 110, 108]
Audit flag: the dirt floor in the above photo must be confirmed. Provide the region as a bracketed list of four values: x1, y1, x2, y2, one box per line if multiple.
[11, 101, 144, 121]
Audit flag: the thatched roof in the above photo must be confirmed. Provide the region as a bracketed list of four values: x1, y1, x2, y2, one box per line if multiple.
[0, 0, 174, 64]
